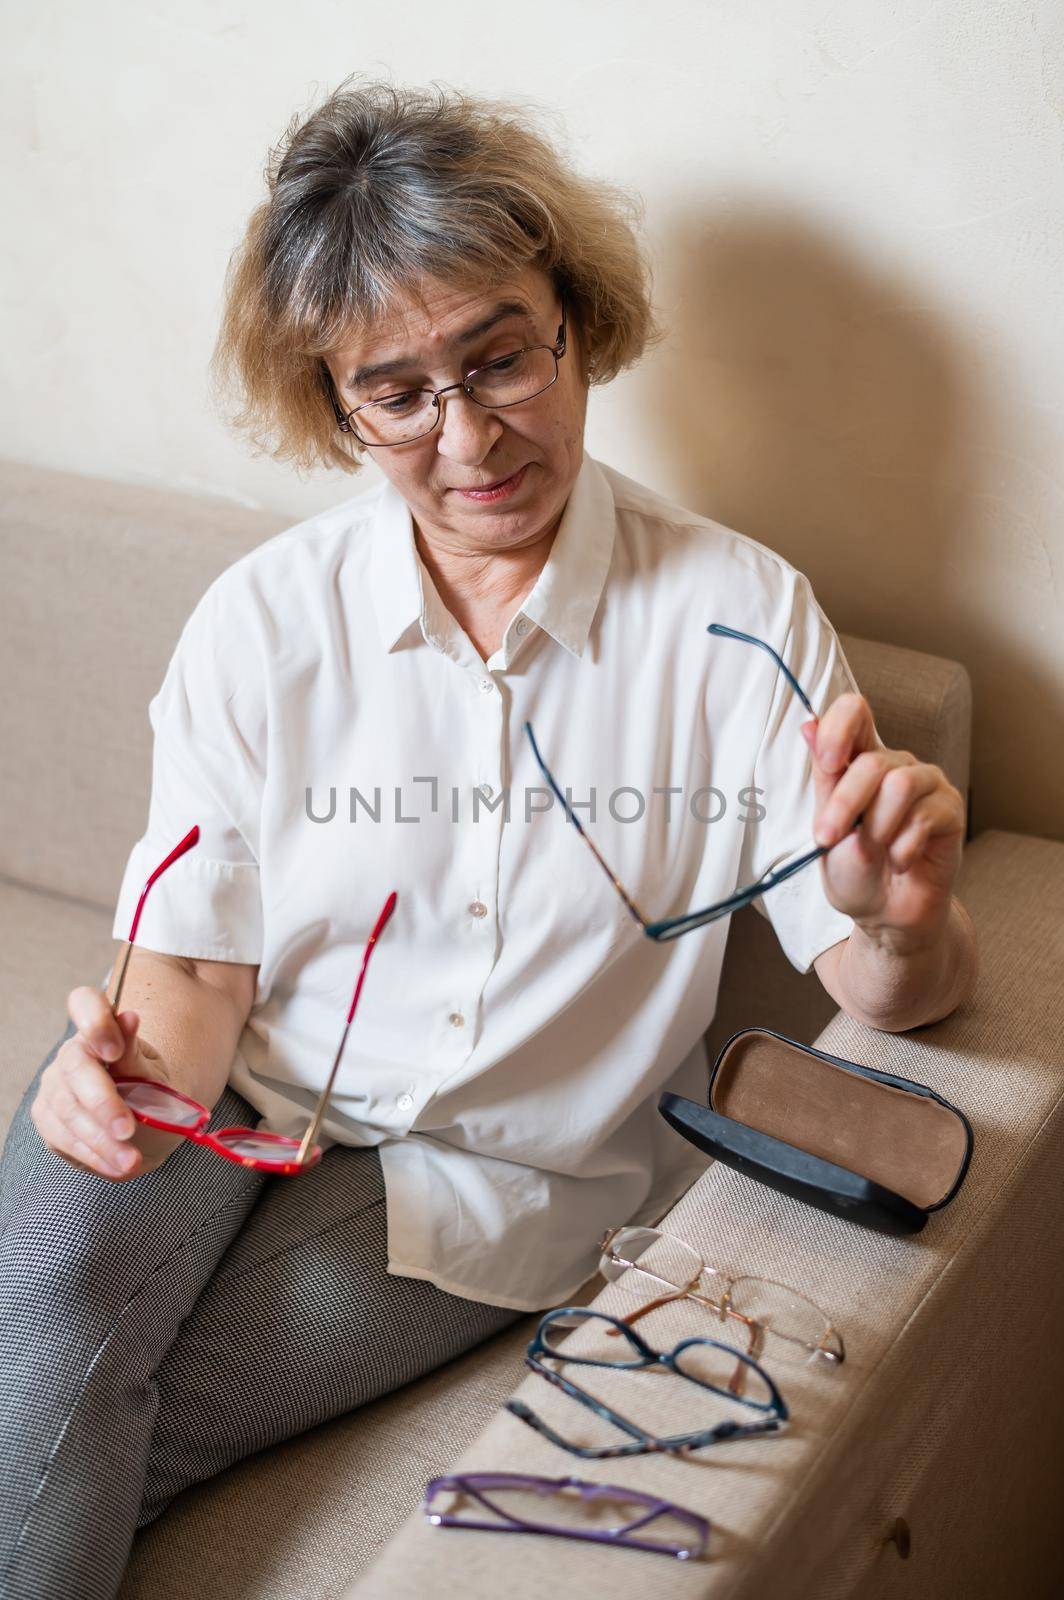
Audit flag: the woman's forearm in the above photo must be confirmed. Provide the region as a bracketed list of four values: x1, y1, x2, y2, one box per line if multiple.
[103, 948, 256, 1162]
[815, 896, 977, 1033]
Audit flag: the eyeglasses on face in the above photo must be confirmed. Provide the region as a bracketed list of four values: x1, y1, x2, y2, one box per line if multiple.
[325, 299, 568, 447]
[505, 1306, 787, 1459]
[524, 622, 857, 942]
[107, 824, 397, 1174]
[599, 1224, 845, 1371]
[423, 1471, 710, 1561]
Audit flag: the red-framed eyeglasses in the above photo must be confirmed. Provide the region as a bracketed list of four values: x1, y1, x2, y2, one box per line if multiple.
[106, 824, 397, 1175]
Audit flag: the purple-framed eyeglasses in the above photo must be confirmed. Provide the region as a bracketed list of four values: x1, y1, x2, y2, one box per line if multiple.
[424, 1471, 710, 1561]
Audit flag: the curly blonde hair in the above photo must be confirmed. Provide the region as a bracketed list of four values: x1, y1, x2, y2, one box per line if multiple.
[212, 78, 657, 474]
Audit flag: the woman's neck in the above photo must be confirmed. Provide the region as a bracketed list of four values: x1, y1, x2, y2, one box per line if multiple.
[413, 515, 560, 660]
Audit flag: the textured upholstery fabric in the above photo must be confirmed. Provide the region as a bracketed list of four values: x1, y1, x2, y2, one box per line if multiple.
[348, 830, 1064, 1600]
[0, 460, 287, 908]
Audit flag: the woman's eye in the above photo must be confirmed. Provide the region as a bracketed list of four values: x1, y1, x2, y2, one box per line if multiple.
[483, 352, 521, 374]
[374, 391, 421, 415]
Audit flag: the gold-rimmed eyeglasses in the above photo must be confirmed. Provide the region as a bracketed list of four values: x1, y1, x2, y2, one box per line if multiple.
[324, 301, 568, 447]
[599, 1224, 844, 1371]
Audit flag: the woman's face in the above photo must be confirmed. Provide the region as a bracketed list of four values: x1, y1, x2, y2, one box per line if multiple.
[324, 266, 589, 554]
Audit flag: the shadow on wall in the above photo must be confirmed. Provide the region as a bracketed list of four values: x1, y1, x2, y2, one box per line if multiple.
[641, 206, 1063, 842]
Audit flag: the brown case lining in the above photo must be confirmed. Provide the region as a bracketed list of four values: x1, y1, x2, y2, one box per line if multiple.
[711, 1031, 970, 1210]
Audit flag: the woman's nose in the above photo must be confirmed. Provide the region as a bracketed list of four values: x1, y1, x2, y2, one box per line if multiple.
[434, 391, 504, 466]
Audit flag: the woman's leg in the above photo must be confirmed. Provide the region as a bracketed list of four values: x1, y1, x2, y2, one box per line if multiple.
[0, 1019, 270, 1600]
[138, 1139, 523, 1527]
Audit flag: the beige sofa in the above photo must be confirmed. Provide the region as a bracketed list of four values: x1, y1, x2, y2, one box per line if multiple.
[1, 459, 1061, 1600]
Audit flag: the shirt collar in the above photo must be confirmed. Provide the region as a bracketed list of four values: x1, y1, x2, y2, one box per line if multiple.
[369, 453, 616, 659]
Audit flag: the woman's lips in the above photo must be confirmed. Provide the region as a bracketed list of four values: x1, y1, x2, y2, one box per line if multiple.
[452, 464, 529, 503]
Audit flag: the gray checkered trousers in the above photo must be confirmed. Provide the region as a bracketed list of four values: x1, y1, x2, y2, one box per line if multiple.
[0, 1019, 523, 1600]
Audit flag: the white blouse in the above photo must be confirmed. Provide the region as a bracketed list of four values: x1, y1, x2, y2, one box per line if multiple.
[110, 454, 858, 1311]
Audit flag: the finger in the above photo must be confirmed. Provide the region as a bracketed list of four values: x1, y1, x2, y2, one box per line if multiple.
[887, 792, 965, 872]
[814, 749, 906, 847]
[811, 693, 878, 775]
[57, 1051, 140, 1145]
[800, 717, 837, 816]
[50, 1083, 141, 1173]
[108, 1010, 142, 1074]
[857, 762, 942, 852]
[32, 1101, 137, 1179]
[67, 984, 126, 1064]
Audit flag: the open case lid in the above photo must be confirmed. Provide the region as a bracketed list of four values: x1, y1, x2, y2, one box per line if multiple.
[659, 1026, 974, 1235]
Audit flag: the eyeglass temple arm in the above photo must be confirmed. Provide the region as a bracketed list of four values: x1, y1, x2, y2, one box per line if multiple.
[526, 1354, 656, 1443]
[296, 890, 398, 1165]
[109, 825, 202, 1015]
[706, 623, 817, 716]
[645, 841, 829, 941]
[523, 720, 650, 930]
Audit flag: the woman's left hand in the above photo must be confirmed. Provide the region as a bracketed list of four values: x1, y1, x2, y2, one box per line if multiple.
[799, 693, 966, 945]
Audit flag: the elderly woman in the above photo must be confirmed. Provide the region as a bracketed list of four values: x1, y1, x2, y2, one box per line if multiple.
[0, 80, 975, 1598]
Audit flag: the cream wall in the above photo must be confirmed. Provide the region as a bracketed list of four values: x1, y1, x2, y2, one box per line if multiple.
[3, 1, 1062, 839]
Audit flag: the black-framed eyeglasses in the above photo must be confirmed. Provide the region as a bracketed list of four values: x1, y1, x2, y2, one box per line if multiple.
[325, 301, 568, 447]
[524, 622, 859, 943]
[505, 1307, 788, 1460]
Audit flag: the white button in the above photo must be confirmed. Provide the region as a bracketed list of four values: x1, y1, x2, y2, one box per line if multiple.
[469, 900, 487, 918]
[515, 617, 530, 636]
[397, 1093, 413, 1111]
[479, 782, 494, 800]
[448, 1011, 465, 1028]
[479, 678, 495, 693]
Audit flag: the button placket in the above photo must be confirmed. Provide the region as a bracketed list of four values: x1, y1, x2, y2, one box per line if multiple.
[447, 671, 505, 1044]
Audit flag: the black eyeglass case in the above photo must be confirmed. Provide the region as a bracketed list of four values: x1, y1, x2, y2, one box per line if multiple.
[659, 1026, 973, 1234]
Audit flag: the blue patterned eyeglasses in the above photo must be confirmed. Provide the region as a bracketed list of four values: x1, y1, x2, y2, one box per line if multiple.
[505, 1307, 788, 1459]
[424, 1471, 710, 1561]
[524, 622, 852, 942]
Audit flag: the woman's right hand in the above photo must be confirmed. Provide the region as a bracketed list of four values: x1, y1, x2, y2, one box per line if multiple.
[30, 987, 179, 1181]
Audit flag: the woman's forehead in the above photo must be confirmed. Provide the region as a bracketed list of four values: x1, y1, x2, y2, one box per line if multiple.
[332, 270, 551, 371]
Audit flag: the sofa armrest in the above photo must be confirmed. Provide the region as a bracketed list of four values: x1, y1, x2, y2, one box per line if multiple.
[840, 632, 972, 800]
[347, 829, 1064, 1600]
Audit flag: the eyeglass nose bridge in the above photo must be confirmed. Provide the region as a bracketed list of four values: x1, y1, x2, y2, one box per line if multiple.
[423, 375, 518, 439]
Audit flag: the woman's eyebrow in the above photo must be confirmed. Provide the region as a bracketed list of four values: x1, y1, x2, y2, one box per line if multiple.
[345, 299, 534, 390]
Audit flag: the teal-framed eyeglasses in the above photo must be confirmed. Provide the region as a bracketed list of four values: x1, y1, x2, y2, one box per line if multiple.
[524, 622, 856, 943]
[505, 1307, 788, 1460]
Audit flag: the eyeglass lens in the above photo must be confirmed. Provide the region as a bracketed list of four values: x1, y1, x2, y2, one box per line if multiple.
[602, 1226, 840, 1366]
[353, 346, 559, 445]
[432, 1477, 703, 1553]
[113, 1079, 308, 1170]
[539, 1310, 772, 1401]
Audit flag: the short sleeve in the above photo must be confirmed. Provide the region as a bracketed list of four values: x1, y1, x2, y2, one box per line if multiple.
[736, 572, 877, 975]
[110, 575, 265, 964]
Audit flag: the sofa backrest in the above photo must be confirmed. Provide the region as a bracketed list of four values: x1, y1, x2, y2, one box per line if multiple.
[0, 461, 971, 928]
[0, 460, 287, 909]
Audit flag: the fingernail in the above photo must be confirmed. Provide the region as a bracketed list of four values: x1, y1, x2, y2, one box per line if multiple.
[114, 1147, 138, 1172]
[98, 1039, 121, 1062]
[112, 1115, 136, 1139]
